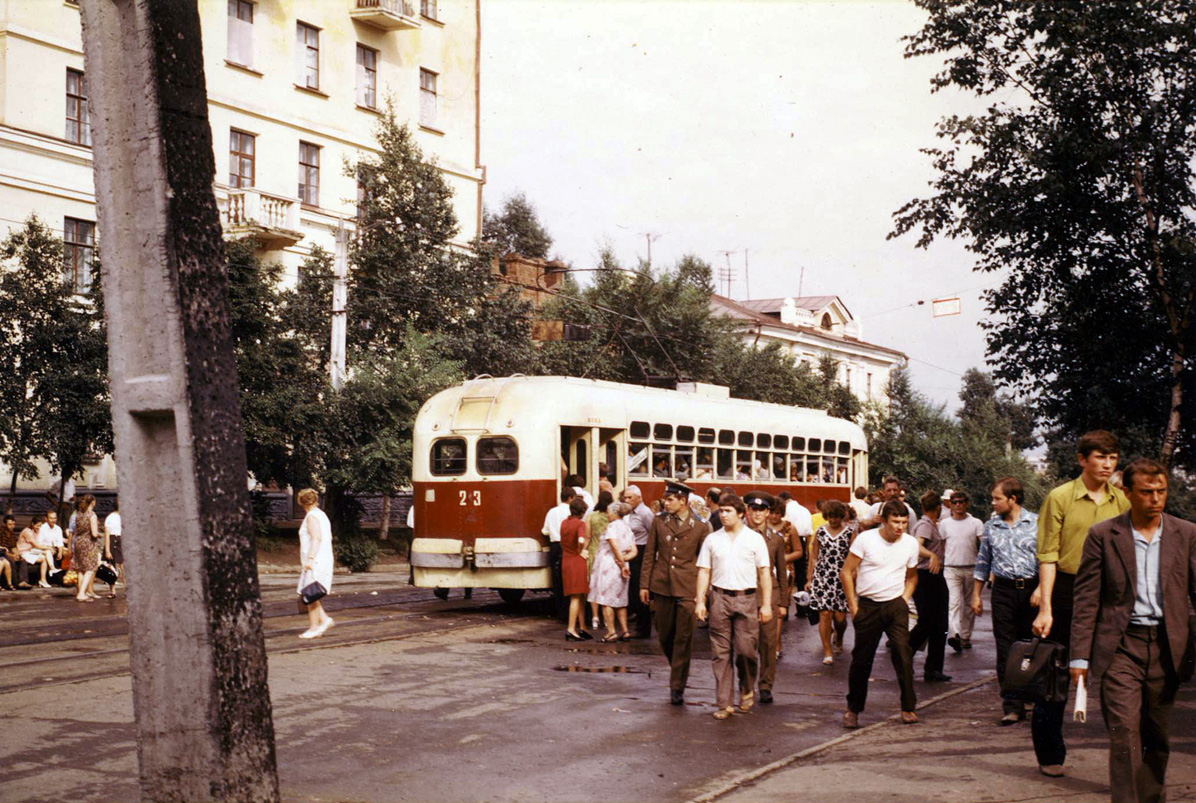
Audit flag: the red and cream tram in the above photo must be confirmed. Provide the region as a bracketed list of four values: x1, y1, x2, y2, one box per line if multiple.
[410, 376, 868, 599]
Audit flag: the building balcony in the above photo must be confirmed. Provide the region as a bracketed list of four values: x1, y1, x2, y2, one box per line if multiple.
[217, 186, 304, 248]
[350, 0, 421, 30]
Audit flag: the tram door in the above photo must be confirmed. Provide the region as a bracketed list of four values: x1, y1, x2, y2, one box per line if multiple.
[599, 428, 624, 491]
[561, 426, 599, 499]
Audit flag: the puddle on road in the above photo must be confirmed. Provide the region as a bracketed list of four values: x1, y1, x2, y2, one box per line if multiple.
[553, 664, 645, 674]
[565, 646, 656, 656]
[487, 638, 535, 644]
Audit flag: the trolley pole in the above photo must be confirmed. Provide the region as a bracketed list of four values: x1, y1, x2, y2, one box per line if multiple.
[331, 219, 348, 391]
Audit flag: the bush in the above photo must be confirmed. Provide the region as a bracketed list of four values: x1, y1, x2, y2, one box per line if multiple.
[335, 532, 379, 573]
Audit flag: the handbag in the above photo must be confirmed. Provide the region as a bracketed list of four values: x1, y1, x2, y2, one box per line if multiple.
[97, 563, 118, 585]
[299, 571, 327, 605]
[1002, 638, 1070, 703]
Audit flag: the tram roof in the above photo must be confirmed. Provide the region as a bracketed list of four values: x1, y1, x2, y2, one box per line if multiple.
[416, 376, 867, 449]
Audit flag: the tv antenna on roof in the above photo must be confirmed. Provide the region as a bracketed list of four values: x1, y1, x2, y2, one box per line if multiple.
[717, 250, 738, 297]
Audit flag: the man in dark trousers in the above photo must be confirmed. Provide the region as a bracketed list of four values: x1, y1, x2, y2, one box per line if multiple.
[1071, 458, 1196, 803]
[640, 481, 712, 705]
[743, 491, 789, 705]
[908, 491, 952, 682]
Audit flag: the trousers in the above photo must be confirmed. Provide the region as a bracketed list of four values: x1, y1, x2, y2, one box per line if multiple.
[652, 595, 697, 692]
[1031, 571, 1073, 767]
[944, 566, 976, 640]
[628, 551, 651, 637]
[847, 596, 917, 713]
[908, 569, 948, 676]
[990, 577, 1038, 714]
[709, 589, 758, 708]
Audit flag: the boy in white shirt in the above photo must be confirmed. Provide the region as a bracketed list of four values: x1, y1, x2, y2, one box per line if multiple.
[841, 499, 920, 728]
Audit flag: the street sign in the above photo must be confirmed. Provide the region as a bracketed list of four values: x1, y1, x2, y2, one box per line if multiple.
[932, 297, 962, 317]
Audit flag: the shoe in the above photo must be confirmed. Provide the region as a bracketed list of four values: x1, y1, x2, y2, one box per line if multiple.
[670, 689, 684, 706]
[713, 706, 734, 720]
[38, 580, 50, 588]
[1000, 712, 1021, 726]
[842, 711, 860, 729]
[822, 655, 834, 665]
[1039, 764, 1065, 777]
[901, 711, 919, 724]
[759, 690, 773, 705]
[565, 631, 583, 641]
[16, 583, 31, 590]
[578, 630, 594, 641]
[75, 596, 95, 603]
[832, 643, 843, 656]
[619, 632, 633, 641]
[738, 690, 754, 713]
[592, 617, 600, 629]
[599, 634, 619, 643]
[962, 638, 972, 650]
[312, 618, 334, 637]
[947, 635, 963, 653]
[924, 671, 953, 682]
[433, 587, 449, 600]
[298, 629, 318, 639]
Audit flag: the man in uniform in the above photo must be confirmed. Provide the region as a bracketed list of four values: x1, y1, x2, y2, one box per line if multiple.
[1032, 430, 1129, 777]
[640, 481, 712, 705]
[744, 491, 789, 705]
[696, 492, 773, 720]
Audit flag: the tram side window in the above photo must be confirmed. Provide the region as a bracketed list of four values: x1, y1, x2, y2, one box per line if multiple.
[654, 423, 673, 441]
[477, 436, 518, 475]
[736, 450, 753, 480]
[430, 438, 467, 476]
[821, 456, 835, 483]
[718, 429, 735, 446]
[677, 425, 696, 443]
[629, 442, 649, 476]
[809, 438, 822, 453]
[630, 421, 650, 439]
[838, 441, 851, 455]
[772, 453, 786, 480]
[775, 435, 789, 450]
[790, 454, 805, 482]
[675, 447, 694, 479]
[806, 456, 821, 483]
[836, 456, 850, 484]
[696, 447, 715, 479]
[737, 431, 753, 447]
[652, 445, 673, 478]
[698, 428, 716, 445]
[793, 437, 806, 451]
[717, 449, 735, 480]
[754, 451, 772, 479]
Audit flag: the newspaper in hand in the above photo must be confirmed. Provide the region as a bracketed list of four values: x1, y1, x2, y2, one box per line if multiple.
[1073, 674, 1088, 723]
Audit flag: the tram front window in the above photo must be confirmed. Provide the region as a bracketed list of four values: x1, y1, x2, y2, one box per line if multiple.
[477, 436, 518, 475]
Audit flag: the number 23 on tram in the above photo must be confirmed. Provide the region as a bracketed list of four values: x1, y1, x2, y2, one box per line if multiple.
[410, 376, 868, 601]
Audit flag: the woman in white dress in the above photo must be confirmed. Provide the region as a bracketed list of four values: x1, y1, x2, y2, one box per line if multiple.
[297, 488, 334, 639]
[587, 502, 637, 642]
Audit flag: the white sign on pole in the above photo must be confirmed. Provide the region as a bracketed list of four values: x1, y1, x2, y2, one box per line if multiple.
[932, 297, 962, 317]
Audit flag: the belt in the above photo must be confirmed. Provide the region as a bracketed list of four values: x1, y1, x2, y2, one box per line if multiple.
[993, 576, 1037, 590]
[1127, 623, 1161, 636]
[713, 586, 756, 597]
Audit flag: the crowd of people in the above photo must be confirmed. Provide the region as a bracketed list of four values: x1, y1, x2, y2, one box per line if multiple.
[543, 430, 1196, 803]
[0, 495, 123, 601]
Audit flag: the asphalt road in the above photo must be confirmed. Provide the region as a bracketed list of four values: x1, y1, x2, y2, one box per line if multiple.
[1, 567, 1192, 803]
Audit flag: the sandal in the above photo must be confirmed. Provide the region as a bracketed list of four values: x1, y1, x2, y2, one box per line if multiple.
[739, 690, 754, 712]
[619, 632, 633, 641]
[75, 596, 95, 603]
[599, 634, 620, 643]
[901, 711, 919, 725]
[713, 706, 734, 720]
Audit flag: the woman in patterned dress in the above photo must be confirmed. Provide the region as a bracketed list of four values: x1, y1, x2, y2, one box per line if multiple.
[71, 494, 101, 603]
[584, 491, 613, 629]
[587, 502, 637, 641]
[804, 500, 855, 664]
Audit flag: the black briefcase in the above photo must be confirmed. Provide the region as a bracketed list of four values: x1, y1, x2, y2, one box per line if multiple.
[1002, 638, 1069, 703]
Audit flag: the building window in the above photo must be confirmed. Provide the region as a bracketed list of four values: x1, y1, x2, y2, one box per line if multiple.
[297, 22, 320, 90]
[356, 45, 377, 109]
[421, 0, 438, 20]
[298, 141, 320, 206]
[66, 69, 90, 146]
[227, 0, 253, 67]
[64, 218, 95, 292]
[867, 373, 874, 397]
[420, 68, 438, 127]
[229, 129, 255, 188]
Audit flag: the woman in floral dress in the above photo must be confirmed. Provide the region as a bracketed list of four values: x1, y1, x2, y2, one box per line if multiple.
[804, 500, 855, 664]
[587, 502, 637, 641]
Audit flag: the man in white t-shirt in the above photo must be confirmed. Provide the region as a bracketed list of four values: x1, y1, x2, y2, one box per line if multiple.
[36, 511, 66, 569]
[865, 476, 918, 528]
[940, 490, 985, 652]
[850, 487, 872, 523]
[841, 499, 920, 728]
[542, 487, 576, 620]
[695, 493, 773, 720]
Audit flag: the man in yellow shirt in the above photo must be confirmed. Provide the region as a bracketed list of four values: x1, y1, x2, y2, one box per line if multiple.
[1031, 430, 1129, 778]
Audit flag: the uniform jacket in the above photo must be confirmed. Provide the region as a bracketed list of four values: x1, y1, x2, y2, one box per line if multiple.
[1071, 512, 1196, 681]
[763, 527, 789, 609]
[641, 511, 711, 600]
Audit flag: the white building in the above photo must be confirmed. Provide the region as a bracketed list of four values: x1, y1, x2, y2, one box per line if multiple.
[711, 294, 906, 406]
[0, 0, 483, 494]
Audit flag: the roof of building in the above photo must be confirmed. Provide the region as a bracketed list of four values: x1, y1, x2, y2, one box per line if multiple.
[735, 296, 843, 315]
[711, 295, 907, 360]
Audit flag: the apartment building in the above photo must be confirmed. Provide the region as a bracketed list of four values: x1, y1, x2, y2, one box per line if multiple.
[0, 0, 483, 494]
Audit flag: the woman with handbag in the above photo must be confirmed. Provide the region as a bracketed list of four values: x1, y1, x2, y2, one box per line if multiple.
[297, 488, 334, 639]
[71, 495, 102, 602]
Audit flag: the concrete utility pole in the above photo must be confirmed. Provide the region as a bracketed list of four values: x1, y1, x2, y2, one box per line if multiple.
[331, 219, 348, 390]
[78, 2, 279, 801]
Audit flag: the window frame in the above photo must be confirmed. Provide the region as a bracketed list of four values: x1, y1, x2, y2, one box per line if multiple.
[356, 44, 378, 109]
[229, 129, 255, 188]
[63, 217, 95, 292]
[297, 21, 320, 90]
[65, 69, 90, 147]
[476, 436, 518, 476]
[429, 437, 467, 476]
[419, 67, 438, 128]
[227, 0, 254, 68]
[420, 0, 438, 20]
[298, 141, 321, 207]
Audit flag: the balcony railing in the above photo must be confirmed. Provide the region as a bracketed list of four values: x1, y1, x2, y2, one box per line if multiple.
[218, 187, 303, 248]
[350, 0, 420, 30]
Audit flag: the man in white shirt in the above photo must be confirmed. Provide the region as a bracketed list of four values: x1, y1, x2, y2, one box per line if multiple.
[841, 499, 920, 728]
[865, 476, 918, 528]
[542, 487, 576, 621]
[36, 511, 66, 570]
[104, 502, 125, 588]
[779, 491, 813, 540]
[622, 485, 655, 638]
[940, 490, 985, 652]
[695, 493, 773, 720]
[850, 487, 872, 523]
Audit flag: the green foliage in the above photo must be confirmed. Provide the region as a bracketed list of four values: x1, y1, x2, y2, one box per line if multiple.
[865, 368, 1046, 518]
[334, 530, 380, 573]
[482, 192, 554, 259]
[893, 2, 1196, 469]
[0, 217, 111, 493]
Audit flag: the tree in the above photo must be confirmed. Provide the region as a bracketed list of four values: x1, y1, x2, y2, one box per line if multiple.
[957, 368, 1038, 453]
[0, 217, 111, 509]
[482, 192, 554, 259]
[893, 2, 1196, 469]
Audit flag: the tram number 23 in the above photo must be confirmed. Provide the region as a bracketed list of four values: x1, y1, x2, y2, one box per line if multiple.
[459, 490, 482, 506]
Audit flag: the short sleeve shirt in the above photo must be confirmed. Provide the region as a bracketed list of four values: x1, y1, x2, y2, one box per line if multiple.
[849, 529, 919, 603]
[697, 526, 770, 591]
[37, 524, 64, 549]
[1037, 477, 1129, 573]
[940, 514, 984, 567]
[104, 513, 122, 536]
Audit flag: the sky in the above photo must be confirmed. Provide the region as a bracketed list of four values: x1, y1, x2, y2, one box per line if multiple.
[478, 0, 1001, 410]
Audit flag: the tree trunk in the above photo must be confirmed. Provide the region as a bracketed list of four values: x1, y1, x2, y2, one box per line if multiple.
[379, 494, 391, 541]
[1160, 348, 1184, 470]
[56, 472, 67, 524]
[6, 472, 16, 516]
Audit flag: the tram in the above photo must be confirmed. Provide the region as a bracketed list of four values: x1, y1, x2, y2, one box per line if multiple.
[410, 376, 868, 600]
